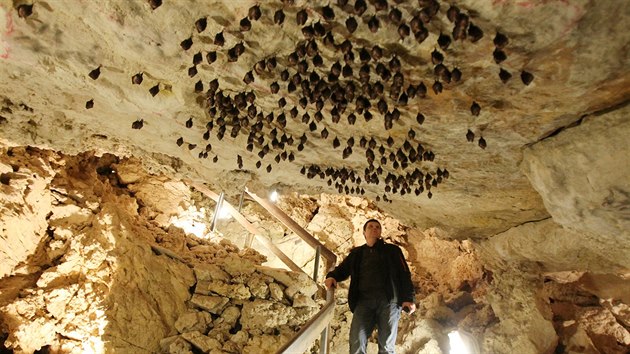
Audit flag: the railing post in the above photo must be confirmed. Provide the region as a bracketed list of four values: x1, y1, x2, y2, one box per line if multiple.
[242, 187, 338, 354]
[210, 192, 225, 232]
[320, 327, 329, 354]
[238, 189, 255, 248]
[238, 189, 245, 212]
[313, 245, 321, 281]
[245, 233, 254, 249]
[319, 286, 334, 354]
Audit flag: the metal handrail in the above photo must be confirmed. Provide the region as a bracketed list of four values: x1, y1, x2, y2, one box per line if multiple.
[244, 187, 337, 354]
[275, 287, 335, 354]
[244, 188, 337, 267]
[187, 181, 303, 274]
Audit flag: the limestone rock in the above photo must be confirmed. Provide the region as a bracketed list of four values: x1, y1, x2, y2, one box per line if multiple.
[574, 307, 630, 349]
[222, 340, 243, 353]
[479, 218, 629, 273]
[204, 325, 226, 344]
[190, 294, 229, 314]
[231, 330, 249, 345]
[268, 282, 284, 301]
[398, 319, 449, 354]
[181, 331, 222, 353]
[602, 299, 630, 328]
[129, 179, 190, 226]
[247, 274, 270, 299]
[113, 159, 145, 185]
[240, 299, 297, 332]
[292, 293, 319, 308]
[1, 316, 57, 354]
[481, 270, 557, 354]
[174, 311, 213, 334]
[445, 291, 476, 312]
[194, 264, 230, 282]
[195, 280, 251, 300]
[289, 306, 321, 327]
[160, 335, 180, 353]
[407, 230, 484, 293]
[522, 105, 630, 266]
[0, 159, 53, 278]
[458, 305, 498, 335]
[221, 254, 256, 280]
[243, 333, 294, 354]
[168, 336, 193, 354]
[44, 285, 80, 320]
[257, 266, 317, 298]
[215, 306, 241, 328]
[420, 293, 456, 322]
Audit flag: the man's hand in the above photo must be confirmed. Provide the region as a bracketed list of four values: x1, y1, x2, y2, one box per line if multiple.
[402, 302, 416, 314]
[324, 277, 337, 289]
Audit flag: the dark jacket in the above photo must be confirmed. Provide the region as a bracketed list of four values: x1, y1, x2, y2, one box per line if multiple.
[326, 238, 415, 312]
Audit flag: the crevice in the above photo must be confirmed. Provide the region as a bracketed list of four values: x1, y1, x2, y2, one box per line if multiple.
[489, 216, 553, 238]
[538, 115, 587, 142]
[533, 96, 630, 145]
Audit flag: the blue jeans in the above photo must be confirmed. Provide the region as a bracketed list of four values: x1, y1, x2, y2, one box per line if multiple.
[349, 298, 401, 354]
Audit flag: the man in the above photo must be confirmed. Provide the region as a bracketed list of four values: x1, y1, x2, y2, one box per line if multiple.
[325, 219, 416, 354]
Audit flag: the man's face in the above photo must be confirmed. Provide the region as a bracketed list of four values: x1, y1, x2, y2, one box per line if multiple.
[363, 221, 382, 244]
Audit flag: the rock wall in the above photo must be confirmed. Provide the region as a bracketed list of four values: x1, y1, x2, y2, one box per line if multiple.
[0, 147, 319, 353]
[161, 261, 321, 354]
[0, 147, 56, 279]
[475, 104, 630, 353]
[522, 103, 630, 265]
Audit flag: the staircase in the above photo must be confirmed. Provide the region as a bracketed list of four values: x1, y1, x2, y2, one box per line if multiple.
[187, 181, 337, 354]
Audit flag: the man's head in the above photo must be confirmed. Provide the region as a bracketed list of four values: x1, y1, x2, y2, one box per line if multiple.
[363, 219, 382, 246]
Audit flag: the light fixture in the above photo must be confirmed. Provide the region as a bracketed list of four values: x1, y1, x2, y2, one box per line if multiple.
[448, 330, 470, 354]
[270, 190, 279, 202]
[170, 207, 207, 238]
[217, 205, 232, 219]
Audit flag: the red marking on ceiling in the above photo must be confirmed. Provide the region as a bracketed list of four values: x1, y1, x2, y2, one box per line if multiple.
[1, 7, 13, 59]
[4, 6, 14, 35]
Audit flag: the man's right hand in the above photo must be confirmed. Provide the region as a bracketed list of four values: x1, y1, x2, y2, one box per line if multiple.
[324, 277, 337, 289]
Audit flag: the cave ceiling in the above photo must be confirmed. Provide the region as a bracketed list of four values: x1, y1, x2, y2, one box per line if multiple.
[0, 0, 628, 238]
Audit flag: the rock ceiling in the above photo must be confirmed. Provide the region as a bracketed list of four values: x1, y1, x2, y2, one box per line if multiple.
[0, 0, 629, 237]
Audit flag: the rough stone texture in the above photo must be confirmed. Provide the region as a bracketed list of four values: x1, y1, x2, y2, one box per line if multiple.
[180, 331, 222, 353]
[407, 228, 484, 293]
[523, 92, 630, 239]
[481, 269, 557, 354]
[268, 281, 284, 301]
[522, 104, 630, 266]
[398, 318, 448, 354]
[240, 299, 296, 332]
[190, 294, 229, 315]
[174, 311, 214, 334]
[603, 299, 630, 328]
[0, 153, 198, 353]
[243, 333, 294, 354]
[257, 265, 318, 299]
[480, 218, 630, 274]
[0, 151, 316, 353]
[0, 150, 56, 279]
[167, 337, 193, 354]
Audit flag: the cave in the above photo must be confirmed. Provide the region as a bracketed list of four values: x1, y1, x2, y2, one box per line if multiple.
[0, 1, 629, 353]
